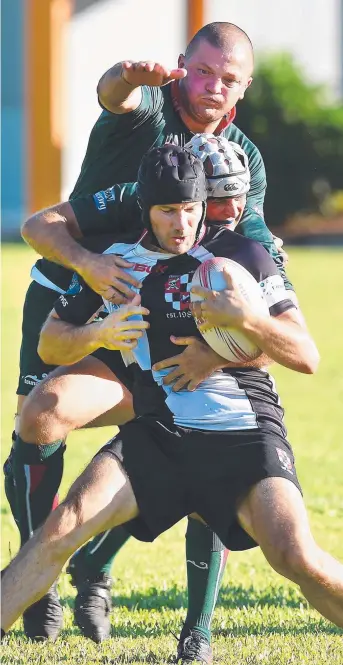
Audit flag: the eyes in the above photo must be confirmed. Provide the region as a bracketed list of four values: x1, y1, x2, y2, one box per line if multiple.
[196, 68, 239, 87]
[160, 206, 199, 214]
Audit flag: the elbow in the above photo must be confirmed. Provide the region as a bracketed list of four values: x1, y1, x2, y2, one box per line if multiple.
[37, 337, 56, 366]
[300, 344, 320, 375]
[21, 215, 37, 245]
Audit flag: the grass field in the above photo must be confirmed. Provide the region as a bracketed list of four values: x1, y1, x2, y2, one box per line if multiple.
[1, 244, 343, 664]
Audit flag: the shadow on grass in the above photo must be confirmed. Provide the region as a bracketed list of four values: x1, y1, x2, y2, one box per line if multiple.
[57, 584, 341, 638]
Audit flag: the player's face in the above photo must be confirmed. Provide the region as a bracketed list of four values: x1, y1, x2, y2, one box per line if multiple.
[178, 40, 253, 125]
[149, 202, 203, 254]
[206, 194, 246, 228]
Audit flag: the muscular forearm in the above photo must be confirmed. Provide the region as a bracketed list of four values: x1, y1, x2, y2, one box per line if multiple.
[242, 315, 319, 374]
[226, 352, 273, 370]
[39, 316, 101, 366]
[97, 62, 140, 113]
[21, 207, 92, 273]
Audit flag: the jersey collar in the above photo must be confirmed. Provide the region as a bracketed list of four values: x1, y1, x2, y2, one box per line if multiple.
[171, 80, 236, 134]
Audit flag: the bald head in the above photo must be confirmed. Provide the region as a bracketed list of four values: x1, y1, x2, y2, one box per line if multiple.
[186, 22, 254, 74]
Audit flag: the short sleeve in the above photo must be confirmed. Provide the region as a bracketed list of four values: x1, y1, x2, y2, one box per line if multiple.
[54, 278, 103, 326]
[70, 182, 141, 237]
[238, 207, 294, 291]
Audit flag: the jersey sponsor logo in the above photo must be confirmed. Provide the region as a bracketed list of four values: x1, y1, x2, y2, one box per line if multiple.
[93, 190, 107, 212]
[164, 273, 192, 311]
[23, 373, 48, 387]
[259, 275, 286, 307]
[59, 294, 69, 307]
[67, 273, 82, 295]
[276, 447, 294, 475]
[129, 262, 168, 275]
[104, 186, 116, 202]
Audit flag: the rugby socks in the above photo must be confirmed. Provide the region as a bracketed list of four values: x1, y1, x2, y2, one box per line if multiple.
[12, 435, 65, 545]
[3, 432, 19, 527]
[182, 518, 229, 643]
[69, 526, 131, 580]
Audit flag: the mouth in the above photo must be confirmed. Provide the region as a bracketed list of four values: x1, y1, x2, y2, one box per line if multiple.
[201, 97, 222, 108]
[172, 236, 187, 244]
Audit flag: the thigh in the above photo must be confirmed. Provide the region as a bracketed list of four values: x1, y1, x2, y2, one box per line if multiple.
[20, 355, 134, 441]
[237, 476, 313, 561]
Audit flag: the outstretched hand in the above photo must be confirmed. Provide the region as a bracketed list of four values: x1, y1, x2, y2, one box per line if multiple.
[121, 61, 187, 88]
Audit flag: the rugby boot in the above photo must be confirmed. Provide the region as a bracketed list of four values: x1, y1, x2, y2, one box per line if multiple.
[175, 629, 213, 664]
[23, 582, 63, 641]
[68, 563, 112, 643]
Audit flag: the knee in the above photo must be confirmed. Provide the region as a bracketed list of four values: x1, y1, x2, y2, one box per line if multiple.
[266, 537, 320, 583]
[20, 382, 68, 441]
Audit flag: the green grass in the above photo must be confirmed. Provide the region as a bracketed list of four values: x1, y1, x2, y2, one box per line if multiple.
[1, 244, 343, 664]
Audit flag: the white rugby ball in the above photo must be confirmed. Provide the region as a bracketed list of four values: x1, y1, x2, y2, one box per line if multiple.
[190, 257, 269, 362]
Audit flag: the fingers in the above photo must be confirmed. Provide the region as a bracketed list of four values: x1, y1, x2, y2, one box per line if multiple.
[152, 355, 179, 371]
[170, 335, 196, 346]
[115, 321, 150, 332]
[190, 301, 205, 321]
[222, 267, 235, 289]
[117, 305, 150, 320]
[110, 277, 138, 299]
[171, 375, 190, 392]
[112, 260, 142, 288]
[190, 285, 213, 300]
[165, 67, 187, 82]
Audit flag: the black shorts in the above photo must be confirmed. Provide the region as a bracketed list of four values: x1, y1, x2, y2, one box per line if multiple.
[97, 418, 302, 551]
[17, 280, 134, 396]
[17, 282, 61, 395]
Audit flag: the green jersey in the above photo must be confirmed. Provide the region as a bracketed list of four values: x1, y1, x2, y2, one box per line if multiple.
[71, 83, 266, 220]
[32, 83, 292, 290]
[33, 182, 292, 292]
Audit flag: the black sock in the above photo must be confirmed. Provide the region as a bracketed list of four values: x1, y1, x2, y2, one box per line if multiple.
[12, 435, 65, 545]
[182, 518, 229, 643]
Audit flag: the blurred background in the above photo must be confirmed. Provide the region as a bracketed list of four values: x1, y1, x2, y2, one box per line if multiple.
[1, 0, 343, 240]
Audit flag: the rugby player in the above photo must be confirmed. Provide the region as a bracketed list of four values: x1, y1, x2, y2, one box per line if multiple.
[4, 147, 342, 655]
[5, 21, 285, 645]
[9, 139, 278, 658]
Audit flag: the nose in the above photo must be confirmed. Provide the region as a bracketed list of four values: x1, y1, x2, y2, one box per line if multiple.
[205, 76, 222, 95]
[173, 209, 189, 233]
[222, 199, 238, 218]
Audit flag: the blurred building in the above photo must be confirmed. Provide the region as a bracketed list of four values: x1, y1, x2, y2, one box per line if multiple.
[1, 0, 343, 236]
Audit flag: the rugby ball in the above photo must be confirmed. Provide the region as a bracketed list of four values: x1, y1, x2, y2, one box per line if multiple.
[190, 257, 269, 362]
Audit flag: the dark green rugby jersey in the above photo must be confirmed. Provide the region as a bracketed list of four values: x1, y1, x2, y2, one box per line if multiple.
[70, 83, 266, 215]
[33, 82, 268, 289]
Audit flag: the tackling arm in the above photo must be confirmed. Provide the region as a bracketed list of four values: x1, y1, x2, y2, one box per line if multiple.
[39, 299, 150, 366]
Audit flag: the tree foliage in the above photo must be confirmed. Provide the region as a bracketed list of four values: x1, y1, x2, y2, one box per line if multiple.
[237, 54, 343, 225]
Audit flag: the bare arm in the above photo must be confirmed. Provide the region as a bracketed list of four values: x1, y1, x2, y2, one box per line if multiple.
[97, 60, 186, 114]
[39, 299, 150, 366]
[22, 202, 87, 270]
[21, 202, 141, 303]
[191, 270, 319, 375]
